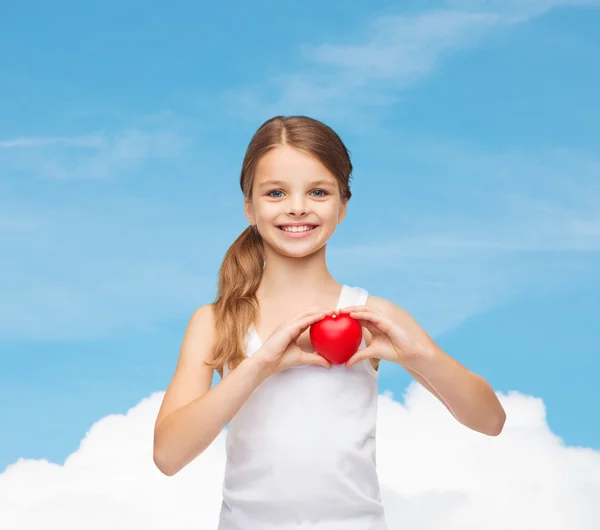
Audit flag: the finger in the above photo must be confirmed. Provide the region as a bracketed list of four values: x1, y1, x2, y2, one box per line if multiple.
[338, 304, 386, 318]
[287, 310, 328, 338]
[293, 307, 337, 322]
[350, 318, 380, 336]
[347, 306, 385, 318]
[301, 310, 329, 324]
[345, 346, 378, 368]
[285, 307, 327, 328]
[299, 352, 332, 369]
[336, 305, 364, 314]
[337, 305, 384, 315]
[346, 310, 393, 335]
[305, 308, 332, 321]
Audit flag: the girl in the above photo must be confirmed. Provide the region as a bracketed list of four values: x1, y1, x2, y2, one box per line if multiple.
[153, 116, 506, 529]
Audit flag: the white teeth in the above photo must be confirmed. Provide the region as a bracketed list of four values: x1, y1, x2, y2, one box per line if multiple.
[281, 225, 315, 232]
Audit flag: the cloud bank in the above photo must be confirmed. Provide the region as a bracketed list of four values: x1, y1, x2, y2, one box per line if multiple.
[1, 385, 598, 529]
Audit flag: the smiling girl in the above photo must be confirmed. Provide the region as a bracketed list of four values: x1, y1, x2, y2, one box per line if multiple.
[153, 115, 506, 529]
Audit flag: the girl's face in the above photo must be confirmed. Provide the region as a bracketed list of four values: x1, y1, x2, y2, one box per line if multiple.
[244, 145, 347, 259]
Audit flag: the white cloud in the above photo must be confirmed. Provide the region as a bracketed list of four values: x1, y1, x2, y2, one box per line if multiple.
[0, 135, 106, 149]
[1, 385, 598, 529]
[223, 1, 599, 123]
[0, 128, 187, 180]
[446, 0, 600, 22]
[308, 11, 499, 79]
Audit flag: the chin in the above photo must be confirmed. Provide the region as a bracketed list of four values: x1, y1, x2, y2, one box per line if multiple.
[263, 239, 325, 259]
[288, 242, 331, 259]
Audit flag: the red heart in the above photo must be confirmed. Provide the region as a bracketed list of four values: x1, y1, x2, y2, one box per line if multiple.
[309, 313, 363, 365]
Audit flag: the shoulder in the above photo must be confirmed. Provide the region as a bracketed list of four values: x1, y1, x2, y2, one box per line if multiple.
[189, 303, 216, 324]
[365, 293, 410, 322]
[365, 294, 405, 316]
[365, 293, 414, 322]
[346, 285, 427, 334]
[366, 294, 434, 343]
[184, 304, 218, 350]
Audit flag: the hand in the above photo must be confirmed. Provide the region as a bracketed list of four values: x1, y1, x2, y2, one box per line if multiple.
[336, 304, 425, 368]
[252, 307, 335, 376]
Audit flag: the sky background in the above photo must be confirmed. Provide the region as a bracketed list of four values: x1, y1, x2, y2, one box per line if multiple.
[1, 0, 599, 528]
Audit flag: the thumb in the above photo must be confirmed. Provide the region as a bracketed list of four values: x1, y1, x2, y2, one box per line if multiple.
[299, 352, 332, 369]
[345, 346, 376, 368]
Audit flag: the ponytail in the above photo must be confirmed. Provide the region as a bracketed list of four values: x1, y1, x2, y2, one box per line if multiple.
[209, 224, 265, 371]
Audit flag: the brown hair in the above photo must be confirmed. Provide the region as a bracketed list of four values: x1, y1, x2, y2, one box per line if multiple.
[209, 115, 354, 371]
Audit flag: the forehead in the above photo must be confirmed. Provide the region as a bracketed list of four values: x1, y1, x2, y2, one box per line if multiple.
[254, 146, 337, 187]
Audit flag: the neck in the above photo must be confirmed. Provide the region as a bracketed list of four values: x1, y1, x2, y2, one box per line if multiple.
[257, 245, 340, 301]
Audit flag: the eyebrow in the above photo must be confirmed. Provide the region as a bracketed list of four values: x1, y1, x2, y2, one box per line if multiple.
[256, 179, 335, 189]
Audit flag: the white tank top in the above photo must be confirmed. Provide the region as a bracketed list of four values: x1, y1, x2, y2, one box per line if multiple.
[218, 285, 387, 529]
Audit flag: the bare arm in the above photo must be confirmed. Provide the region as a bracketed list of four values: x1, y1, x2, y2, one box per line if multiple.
[153, 304, 269, 476]
[365, 296, 453, 414]
[403, 365, 456, 417]
[367, 295, 505, 436]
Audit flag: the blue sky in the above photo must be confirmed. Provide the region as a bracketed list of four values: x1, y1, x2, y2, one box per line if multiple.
[1, 0, 599, 494]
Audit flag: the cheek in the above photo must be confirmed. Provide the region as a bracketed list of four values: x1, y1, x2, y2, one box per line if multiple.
[321, 206, 341, 224]
[254, 204, 276, 221]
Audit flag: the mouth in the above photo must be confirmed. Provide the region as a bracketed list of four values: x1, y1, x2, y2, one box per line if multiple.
[277, 224, 319, 233]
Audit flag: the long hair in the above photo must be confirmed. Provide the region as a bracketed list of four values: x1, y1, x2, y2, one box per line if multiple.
[209, 116, 354, 371]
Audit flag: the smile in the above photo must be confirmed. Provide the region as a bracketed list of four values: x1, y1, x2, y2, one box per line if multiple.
[277, 224, 318, 238]
[278, 225, 317, 232]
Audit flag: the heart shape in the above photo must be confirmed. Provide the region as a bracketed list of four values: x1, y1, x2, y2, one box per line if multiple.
[309, 313, 362, 365]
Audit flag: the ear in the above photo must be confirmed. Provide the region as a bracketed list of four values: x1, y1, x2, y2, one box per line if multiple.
[244, 196, 255, 225]
[337, 198, 348, 224]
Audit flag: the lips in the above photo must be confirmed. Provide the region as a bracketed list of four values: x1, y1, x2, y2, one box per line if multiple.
[277, 225, 317, 233]
[277, 223, 319, 230]
[277, 224, 318, 233]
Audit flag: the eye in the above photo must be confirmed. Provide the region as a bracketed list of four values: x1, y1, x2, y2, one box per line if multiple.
[266, 188, 329, 198]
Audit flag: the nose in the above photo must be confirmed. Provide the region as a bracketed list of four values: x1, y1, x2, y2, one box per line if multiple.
[288, 194, 308, 216]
